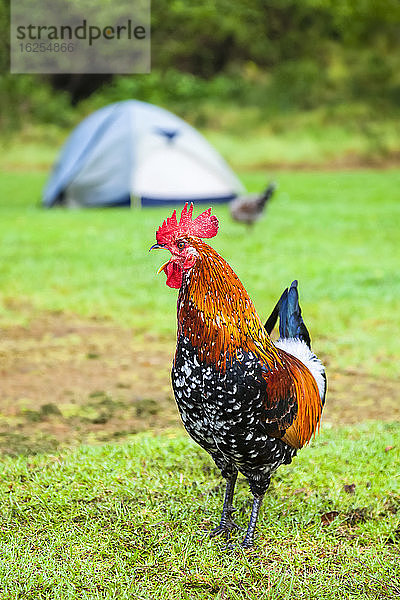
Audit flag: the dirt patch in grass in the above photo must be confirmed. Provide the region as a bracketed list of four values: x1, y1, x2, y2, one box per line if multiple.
[324, 370, 399, 426]
[1, 312, 399, 455]
[0, 312, 176, 455]
[245, 152, 400, 172]
[3, 151, 400, 173]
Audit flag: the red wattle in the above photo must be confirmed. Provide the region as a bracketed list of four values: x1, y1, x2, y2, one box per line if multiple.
[164, 261, 183, 289]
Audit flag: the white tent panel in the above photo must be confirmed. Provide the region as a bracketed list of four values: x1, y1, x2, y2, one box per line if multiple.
[134, 146, 236, 199]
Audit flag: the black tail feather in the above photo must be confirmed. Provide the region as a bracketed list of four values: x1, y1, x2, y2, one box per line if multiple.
[257, 182, 277, 210]
[264, 280, 311, 348]
[264, 294, 282, 336]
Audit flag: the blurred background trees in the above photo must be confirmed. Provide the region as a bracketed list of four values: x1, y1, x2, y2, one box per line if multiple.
[1, 0, 399, 147]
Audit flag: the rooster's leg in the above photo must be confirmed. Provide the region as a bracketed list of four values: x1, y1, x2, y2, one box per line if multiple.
[241, 494, 264, 548]
[210, 471, 240, 540]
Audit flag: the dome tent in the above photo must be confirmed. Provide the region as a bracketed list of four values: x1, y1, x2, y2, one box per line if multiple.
[43, 100, 244, 208]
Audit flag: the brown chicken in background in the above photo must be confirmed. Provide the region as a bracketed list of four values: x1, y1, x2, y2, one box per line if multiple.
[229, 181, 277, 225]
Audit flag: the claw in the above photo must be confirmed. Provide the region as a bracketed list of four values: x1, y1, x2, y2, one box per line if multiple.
[209, 514, 242, 540]
[241, 539, 255, 549]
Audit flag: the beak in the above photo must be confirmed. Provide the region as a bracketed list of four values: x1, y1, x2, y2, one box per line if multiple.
[149, 243, 165, 252]
[149, 243, 170, 275]
[157, 260, 170, 275]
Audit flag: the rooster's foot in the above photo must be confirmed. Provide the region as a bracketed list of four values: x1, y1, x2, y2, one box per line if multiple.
[209, 515, 241, 541]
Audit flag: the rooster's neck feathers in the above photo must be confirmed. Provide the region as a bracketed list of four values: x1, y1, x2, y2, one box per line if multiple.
[177, 239, 280, 371]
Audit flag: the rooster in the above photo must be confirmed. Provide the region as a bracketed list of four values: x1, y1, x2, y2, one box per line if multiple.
[229, 182, 277, 226]
[150, 204, 326, 548]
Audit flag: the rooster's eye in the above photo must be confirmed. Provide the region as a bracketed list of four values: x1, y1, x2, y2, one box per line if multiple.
[177, 240, 186, 250]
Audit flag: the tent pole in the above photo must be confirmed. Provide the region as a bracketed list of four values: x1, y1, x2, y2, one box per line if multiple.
[131, 194, 141, 209]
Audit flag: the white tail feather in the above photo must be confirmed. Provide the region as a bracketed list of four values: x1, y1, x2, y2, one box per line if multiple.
[274, 337, 326, 401]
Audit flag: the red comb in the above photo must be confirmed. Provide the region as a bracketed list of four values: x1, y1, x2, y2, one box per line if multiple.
[156, 203, 219, 244]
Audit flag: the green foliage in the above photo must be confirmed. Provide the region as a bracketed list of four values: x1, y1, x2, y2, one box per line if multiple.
[0, 0, 9, 73]
[151, 0, 400, 75]
[1, 0, 400, 134]
[0, 423, 399, 599]
[0, 74, 75, 133]
[78, 69, 255, 125]
[69, 0, 400, 114]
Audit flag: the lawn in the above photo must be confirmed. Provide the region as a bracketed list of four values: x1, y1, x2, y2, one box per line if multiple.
[0, 423, 399, 599]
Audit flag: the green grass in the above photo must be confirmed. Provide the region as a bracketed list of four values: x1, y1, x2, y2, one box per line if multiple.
[0, 168, 399, 378]
[0, 422, 399, 599]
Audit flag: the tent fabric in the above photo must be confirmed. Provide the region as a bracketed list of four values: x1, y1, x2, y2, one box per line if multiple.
[43, 100, 244, 208]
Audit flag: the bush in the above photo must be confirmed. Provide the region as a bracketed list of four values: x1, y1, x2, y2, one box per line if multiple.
[0, 74, 75, 134]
